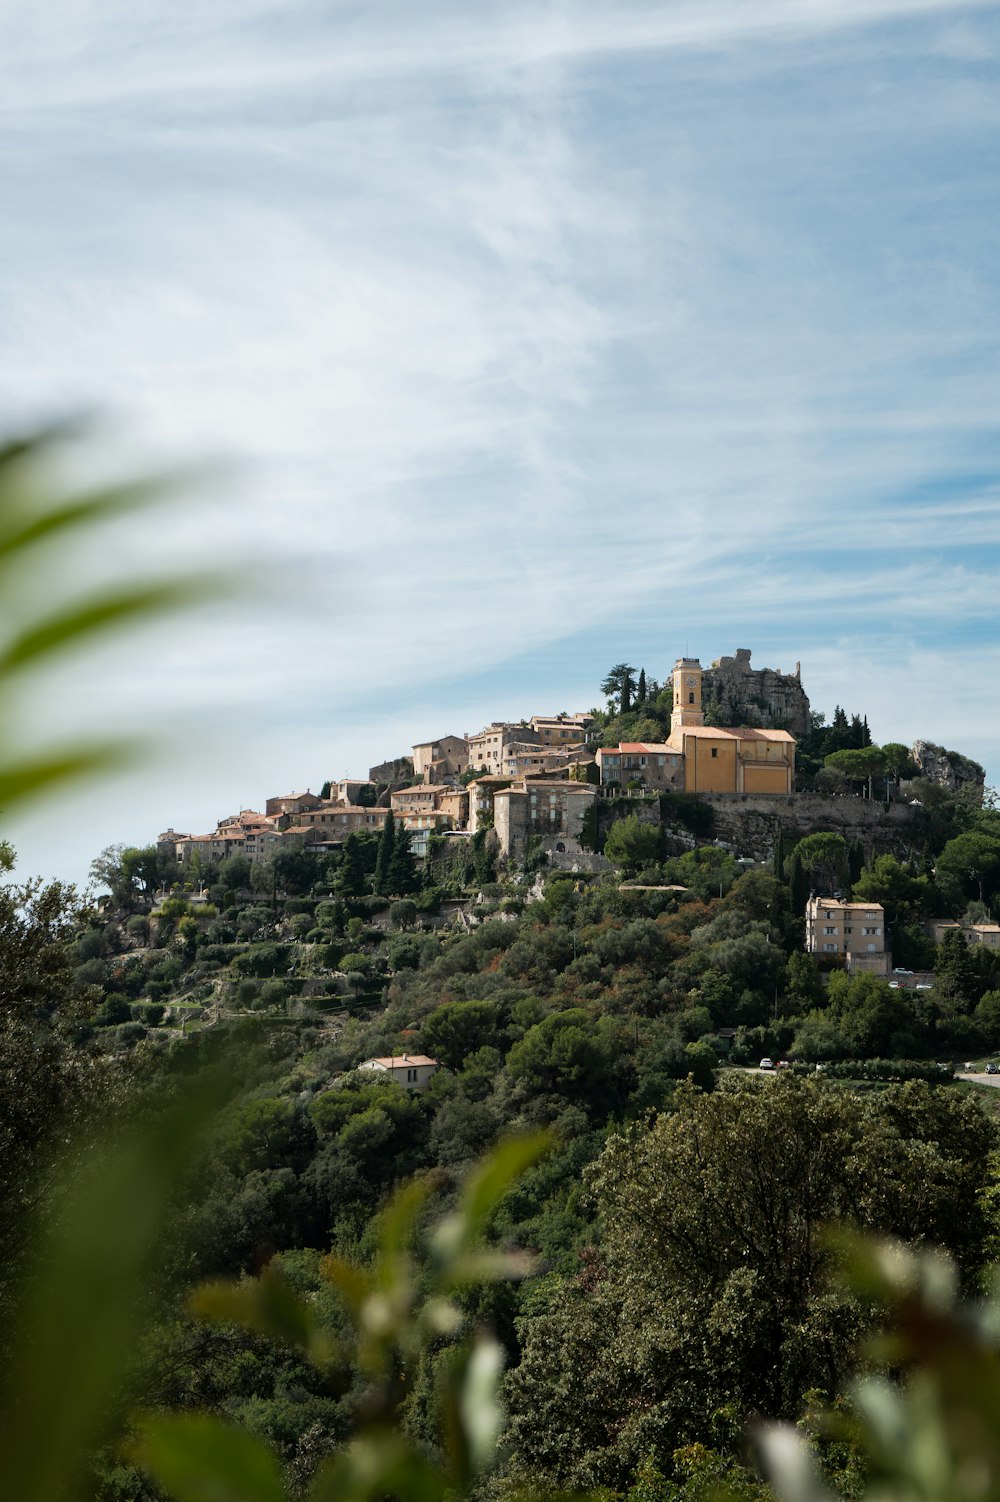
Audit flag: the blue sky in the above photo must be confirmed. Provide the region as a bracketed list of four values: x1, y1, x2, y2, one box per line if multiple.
[3, 0, 1000, 885]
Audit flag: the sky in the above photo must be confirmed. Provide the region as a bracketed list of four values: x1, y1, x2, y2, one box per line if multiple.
[2, 0, 1000, 887]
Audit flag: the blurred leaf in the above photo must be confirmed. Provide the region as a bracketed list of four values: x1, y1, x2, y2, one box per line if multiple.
[0, 578, 225, 678]
[460, 1336, 505, 1476]
[433, 1132, 550, 1263]
[0, 421, 228, 817]
[318, 1254, 372, 1314]
[0, 474, 178, 566]
[756, 1423, 835, 1502]
[0, 741, 135, 810]
[0, 1075, 231, 1502]
[376, 1174, 432, 1288]
[132, 1412, 288, 1502]
[192, 1265, 340, 1367]
[308, 1431, 446, 1502]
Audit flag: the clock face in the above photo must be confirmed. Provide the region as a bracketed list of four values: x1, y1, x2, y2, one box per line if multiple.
[686, 676, 695, 686]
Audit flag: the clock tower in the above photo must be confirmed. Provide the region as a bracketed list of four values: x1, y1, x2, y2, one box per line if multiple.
[671, 657, 704, 732]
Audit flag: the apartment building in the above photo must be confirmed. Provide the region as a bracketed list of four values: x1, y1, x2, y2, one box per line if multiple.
[805, 896, 890, 976]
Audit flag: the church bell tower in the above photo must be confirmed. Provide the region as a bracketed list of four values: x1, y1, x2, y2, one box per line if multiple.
[671, 657, 704, 732]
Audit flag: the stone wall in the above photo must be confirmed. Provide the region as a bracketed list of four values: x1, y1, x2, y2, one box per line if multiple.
[682, 792, 920, 863]
[702, 648, 811, 736]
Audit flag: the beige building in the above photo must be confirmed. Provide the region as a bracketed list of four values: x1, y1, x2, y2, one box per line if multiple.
[265, 791, 323, 818]
[806, 897, 890, 976]
[412, 735, 468, 785]
[501, 743, 578, 778]
[358, 1054, 438, 1089]
[466, 723, 541, 776]
[391, 784, 442, 817]
[597, 743, 684, 790]
[435, 788, 469, 826]
[528, 712, 594, 748]
[493, 778, 597, 862]
[466, 775, 512, 833]
[927, 920, 1000, 949]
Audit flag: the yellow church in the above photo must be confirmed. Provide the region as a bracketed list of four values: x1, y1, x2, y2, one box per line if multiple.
[667, 656, 795, 795]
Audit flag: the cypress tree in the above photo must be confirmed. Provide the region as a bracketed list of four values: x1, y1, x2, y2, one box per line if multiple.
[788, 851, 809, 917]
[637, 668, 647, 704]
[772, 831, 786, 879]
[339, 835, 366, 897]
[848, 839, 865, 887]
[387, 825, 417, 895]
[373, 811, 396, 896]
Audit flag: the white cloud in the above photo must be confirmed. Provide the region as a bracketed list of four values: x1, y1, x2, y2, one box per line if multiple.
[2, 0, 1000, 883]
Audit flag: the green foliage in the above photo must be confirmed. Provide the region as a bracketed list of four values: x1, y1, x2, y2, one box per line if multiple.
[504, 1077, 996, 1492]
[757, 1233, 1000, 1502]
[604, 813, 660, 872]
[790, 833, 847, 894]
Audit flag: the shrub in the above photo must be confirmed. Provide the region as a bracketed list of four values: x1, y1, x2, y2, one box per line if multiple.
[822, 1058, 953, 1083]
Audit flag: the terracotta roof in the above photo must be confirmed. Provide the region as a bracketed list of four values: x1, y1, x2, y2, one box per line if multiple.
[604, 742, 677, 755]
[362, 1055, 437, 1068]
[676, 725, 795, 742]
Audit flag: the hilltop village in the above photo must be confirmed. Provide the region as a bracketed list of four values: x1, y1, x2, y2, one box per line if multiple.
[158, 651, 806, 874]
[38, 645, 1000, 1502]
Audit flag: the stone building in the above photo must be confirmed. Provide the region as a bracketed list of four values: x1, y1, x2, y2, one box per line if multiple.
[702, 648, 811, 736]
[492, 778, 597, 862]
[927, 919, 1000, 949]
[411, 735, 468, 785]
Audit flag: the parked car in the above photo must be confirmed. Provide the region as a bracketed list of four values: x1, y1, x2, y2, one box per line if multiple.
[759, 1057, 774, 1071]
[987, 1062, 999, 1075]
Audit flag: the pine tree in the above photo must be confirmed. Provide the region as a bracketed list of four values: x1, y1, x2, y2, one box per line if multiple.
[374, 812, 396, 896]
[386, 825, 416, 895]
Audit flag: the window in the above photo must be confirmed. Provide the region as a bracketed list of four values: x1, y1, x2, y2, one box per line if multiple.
[823, 943, 837, 952]
[688, 692, 695, 704]
[711, 748, 718, 759]
[824, 926, 837, 935]
[867, 944, 876, 953]
[866, 912, 878, 921]
[407, 1068, 417, 1082]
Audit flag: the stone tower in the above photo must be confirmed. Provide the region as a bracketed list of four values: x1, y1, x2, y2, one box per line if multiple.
[671, 657, 704, 732]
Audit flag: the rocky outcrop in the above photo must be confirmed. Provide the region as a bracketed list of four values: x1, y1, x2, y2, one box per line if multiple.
[911, 741, 985, 800]
[702, 648, 812, 737]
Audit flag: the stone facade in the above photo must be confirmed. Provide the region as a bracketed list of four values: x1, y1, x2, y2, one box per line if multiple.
[493, 779, 597, 862]
[911, 740, 985, 800]
[702, 648, 811, 737]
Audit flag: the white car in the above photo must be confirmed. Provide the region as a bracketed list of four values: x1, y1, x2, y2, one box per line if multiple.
[759, 1057, 775, 1071]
